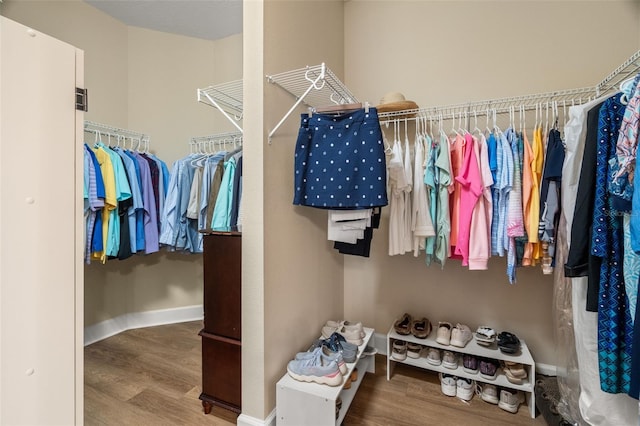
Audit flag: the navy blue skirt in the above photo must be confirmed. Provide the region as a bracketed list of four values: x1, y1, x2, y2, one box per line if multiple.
[293, 107, 388, 209]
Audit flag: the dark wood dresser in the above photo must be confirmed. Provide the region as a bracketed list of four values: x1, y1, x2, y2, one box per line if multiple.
[199, 231, 241, 414]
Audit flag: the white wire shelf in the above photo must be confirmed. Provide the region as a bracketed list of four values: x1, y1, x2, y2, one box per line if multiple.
[189, 131, 243, 154]
[377, 49, 640, 123]
[266, 63, 358, 142]
[84, 120, 150, 151]
[378, 86, 597, 122]
[197, 79, 243, 133]
[596, 49, 640, 96]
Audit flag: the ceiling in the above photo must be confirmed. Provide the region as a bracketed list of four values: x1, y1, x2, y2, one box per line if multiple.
[85, 0, 243, 41]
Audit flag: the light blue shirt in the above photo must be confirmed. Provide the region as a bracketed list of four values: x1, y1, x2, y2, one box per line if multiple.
[116, 148, 143, 254]
[212, 157, 237, 229]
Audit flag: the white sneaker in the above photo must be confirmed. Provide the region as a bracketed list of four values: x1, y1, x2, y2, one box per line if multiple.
[450, 323, 473, 348]
[439, 373, 457, 397]
[456, 378, 474, 401]
[498, 389, 525, 413]
[426, 348, 442, 366]
[407, 342, 422, 359]
[477, 383, 498, 404]
[391, 340, 407, 361]
[442, 350, 458, 369]
[436, 321, 452, 345]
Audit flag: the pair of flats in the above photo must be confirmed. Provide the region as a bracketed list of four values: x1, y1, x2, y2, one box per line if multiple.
[322, 320, 364, 346]
[439, 373, 474, 401]
[436, 322, 472, 347]
[287, 347, 343, 386]
[393, 313, 432, 339]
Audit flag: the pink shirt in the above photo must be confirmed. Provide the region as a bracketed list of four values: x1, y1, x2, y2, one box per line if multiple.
[454, 133, 483, 266]
[468, 134, 493, 270]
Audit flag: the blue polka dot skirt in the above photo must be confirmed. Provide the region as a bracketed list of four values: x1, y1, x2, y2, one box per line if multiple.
[293, 107, 388, 209]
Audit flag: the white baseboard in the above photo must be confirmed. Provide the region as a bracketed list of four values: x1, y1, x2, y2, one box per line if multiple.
[84, 305, 203, 346]
[372, 332, 558, 377]
[237, 408, 276, 426]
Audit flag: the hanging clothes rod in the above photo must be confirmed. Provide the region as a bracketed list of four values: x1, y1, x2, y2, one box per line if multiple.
[266, 63, 358, 143]
[197, 79, 244, 134]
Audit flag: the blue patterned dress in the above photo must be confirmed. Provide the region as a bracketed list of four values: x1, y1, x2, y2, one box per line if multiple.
[591, 95, 634, 394]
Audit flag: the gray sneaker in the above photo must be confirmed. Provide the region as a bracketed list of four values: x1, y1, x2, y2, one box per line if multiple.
[287, 350, 343, 386]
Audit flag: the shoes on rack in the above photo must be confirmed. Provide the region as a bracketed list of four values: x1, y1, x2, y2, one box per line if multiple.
[502, 361, 527, 384]
[407, 342, 423, 359]
[497, 331, 521, 355]
[462, 354, 479, 374]
[287, 350, 343, 386]
[335, 396, 342, 419]
[498, 388, 525, 413]
[456, 377, 474, 401]
[426, 347, 442, 366]
[410, 317, 432, 339]
[295, 346, 347, 375]
[362, 345, 378, 356]
[394, 313, 413, 335]
[436, 321, 453, 345]
[391, 340, 407, 361]
[322, 324, 363, 346]
[450, 323, 473, 348]
[310, 333, 358, 363]
[350, 367, 358, 383]
[439, 373, 457, 397]
[475, 326, 496, 346]
[476, 383, 499, 405]
[325, 320, 365, 339]
[442, 350, 458, 369]
[479, 358, 499, 380]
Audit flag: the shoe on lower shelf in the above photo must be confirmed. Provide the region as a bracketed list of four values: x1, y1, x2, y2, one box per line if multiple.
[439, 373, 457, 397]
[442, 350, 458, 369]
[462, 354, 479, 374]
[477, 383, 499, 405]
[498, 389, 525, 413]
[407, 342, 422, 359]
[391, 340, 407, 361]
[479, 358, 499, 380]
[426, 347, 442, 366]
[456, 377, 474, 401]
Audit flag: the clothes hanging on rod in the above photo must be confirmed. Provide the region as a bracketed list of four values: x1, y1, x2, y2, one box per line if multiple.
[159, 133, 243, 254]
[83, 123, 168, 264]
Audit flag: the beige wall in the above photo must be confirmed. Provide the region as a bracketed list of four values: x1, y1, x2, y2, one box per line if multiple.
[343, 0, 640, 367]
[1, 1, 243, 327]
[242, 0, 347, 419]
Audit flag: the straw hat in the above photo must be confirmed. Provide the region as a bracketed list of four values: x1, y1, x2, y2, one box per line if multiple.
[376, 92, 419, 114]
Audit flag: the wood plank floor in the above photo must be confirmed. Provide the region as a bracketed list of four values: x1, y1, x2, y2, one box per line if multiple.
[85, 321, 546, 425]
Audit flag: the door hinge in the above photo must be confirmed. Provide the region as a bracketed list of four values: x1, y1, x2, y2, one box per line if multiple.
[75, 87, 88, 112]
